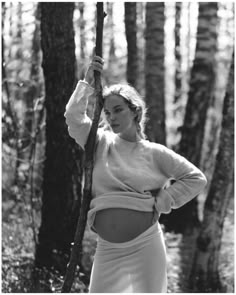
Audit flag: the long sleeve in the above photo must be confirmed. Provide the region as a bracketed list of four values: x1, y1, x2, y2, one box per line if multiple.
[153, 144, 207, 214]
[64, 80, 95, 149]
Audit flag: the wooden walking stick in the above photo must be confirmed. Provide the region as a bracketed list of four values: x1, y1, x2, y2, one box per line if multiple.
[61, 3, 106, 292]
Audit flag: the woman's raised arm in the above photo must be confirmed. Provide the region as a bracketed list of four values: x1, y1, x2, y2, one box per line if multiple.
[64, 56, 104, 149]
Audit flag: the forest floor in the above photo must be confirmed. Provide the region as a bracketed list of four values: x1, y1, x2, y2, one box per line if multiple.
[2, 191, 234, 293]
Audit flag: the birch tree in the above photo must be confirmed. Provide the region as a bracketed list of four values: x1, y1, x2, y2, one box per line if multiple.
[163, 3, 219, 233]
[145, 2, 166, 145]
[174, 2, 182, 103]
[189, 50, 234, 292]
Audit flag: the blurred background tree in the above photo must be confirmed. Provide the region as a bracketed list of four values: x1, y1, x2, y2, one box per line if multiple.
[2, 2, 234, 293]
[190, 50, 234, 292]
[161, 2, 219, 233]
[174, 2, 182, 104]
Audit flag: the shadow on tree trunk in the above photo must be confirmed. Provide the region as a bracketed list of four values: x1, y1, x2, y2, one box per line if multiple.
[175, 229, 224, 292]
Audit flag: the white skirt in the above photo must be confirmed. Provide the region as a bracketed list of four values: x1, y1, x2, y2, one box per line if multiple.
[89, 222, 167, 293]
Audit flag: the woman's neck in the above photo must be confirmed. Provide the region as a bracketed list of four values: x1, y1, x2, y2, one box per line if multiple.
[118, 131, 141, 142]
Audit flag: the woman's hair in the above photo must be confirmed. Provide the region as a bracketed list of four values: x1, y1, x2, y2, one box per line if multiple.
[102, 84, 147, 139]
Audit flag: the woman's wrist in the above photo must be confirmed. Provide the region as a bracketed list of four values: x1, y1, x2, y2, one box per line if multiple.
[84, 68, 93, 85]
[155, 189, 174, 214]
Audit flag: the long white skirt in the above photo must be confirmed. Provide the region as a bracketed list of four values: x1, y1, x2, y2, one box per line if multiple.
[89, 222, 167, 293]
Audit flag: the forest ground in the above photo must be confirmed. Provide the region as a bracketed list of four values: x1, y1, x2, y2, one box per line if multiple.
[2, 186, 234, 293]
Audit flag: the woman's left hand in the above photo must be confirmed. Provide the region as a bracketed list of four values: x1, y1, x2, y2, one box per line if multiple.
[84, 55, 104, 86]
[150, 188, 161, 198]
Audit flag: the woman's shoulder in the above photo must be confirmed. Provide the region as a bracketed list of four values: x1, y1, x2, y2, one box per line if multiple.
[140, 140, 180, 161]
[140, 139, 171, 152]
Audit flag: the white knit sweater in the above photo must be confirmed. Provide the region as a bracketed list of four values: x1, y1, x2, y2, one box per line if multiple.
[64, 80, 207, 230]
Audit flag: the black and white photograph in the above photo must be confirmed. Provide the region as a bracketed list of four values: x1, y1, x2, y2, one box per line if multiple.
[2, 1, 234, 293]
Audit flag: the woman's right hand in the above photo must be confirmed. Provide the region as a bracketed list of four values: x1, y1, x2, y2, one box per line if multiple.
[84, 55, 104, 86]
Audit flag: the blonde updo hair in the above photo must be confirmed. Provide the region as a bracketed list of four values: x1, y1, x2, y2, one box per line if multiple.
[102, 84, 147, 139]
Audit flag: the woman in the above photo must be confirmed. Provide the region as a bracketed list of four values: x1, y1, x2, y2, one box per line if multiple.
[64, 56, 207, 293]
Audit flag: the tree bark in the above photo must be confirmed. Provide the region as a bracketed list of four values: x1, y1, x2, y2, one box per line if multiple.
[161, 3, 219, 233]
[107, 2, 116, 69]
[125, 2, 138, 88]
[179, 2, 218, 169]
[2, 2, 13, 136]
[14, 2, 24, 183]
[136, 2, 145, 95]
[35, 3, 83, 273]
[174, 2, 182, 103]
[189, 50, 234, 292]
[78, 2, 86, 61]
[61, 3, 105, 292]
[23, 4, 42, 154]
[16, 2, 23, 39]
[145, 2, 166, 145]
[8, 2, 13, 58]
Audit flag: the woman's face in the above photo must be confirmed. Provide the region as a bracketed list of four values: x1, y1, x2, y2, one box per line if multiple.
[104, 94, 136, 136]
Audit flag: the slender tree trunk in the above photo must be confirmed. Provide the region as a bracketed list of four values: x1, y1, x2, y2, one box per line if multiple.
[124, 2, 138, 88]
[78, 2, 86, 60]
[76, 2, 86, 80]
[186, 2, 191, 78]
[16, 2, 22, 39]
[35, 3, 83, 273]
[161, 3, 219, 233]
[174, 2, 182, 103]
[2, 3, 9, 100]
[14, 2, 24, 183]
[2, 2, 16, 146]
[8, 2, 13, 59]
[107, 2, 116, 69]
[189, 50, 234, 292]
[136, 2, 145, 95]
[2, 3, 22, 186]
[145, 2, 166, 145]
[23, 4, 42, 156]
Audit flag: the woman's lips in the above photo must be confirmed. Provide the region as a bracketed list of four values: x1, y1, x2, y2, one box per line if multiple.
[111, 124, 119, 129]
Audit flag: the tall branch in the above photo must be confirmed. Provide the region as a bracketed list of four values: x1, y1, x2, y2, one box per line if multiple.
[61, 3, 106, 293]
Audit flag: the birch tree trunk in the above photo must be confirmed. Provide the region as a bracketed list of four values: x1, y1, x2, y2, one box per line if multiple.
[8, 2, 13, 58]
[189, 50, 234, 292]
[125, 2, 138, 88]
[24, 4, 42, 153]
[107, 2, 116, 69]
[2, 2, 13, 144]
[145, 2, 166, 145]
[174, 2, 182, 103]
[136, 2, 145, 94]
[78, 2, 86, 61]
[179, 2, 218, 170]
[35, 3, 83, 272]
[162, 3, 219, 233]
[16, 2, 22, 39]
[14, 2, 24, 183]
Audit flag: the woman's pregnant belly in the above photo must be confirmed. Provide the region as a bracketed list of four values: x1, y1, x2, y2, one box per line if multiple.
[94, 208, 155, 243]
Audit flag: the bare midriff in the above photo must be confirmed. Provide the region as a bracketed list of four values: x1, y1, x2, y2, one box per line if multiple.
[94, 208, 155, 243]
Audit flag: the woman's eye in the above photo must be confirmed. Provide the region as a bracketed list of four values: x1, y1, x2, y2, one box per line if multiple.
[115, 108, 122, 113]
